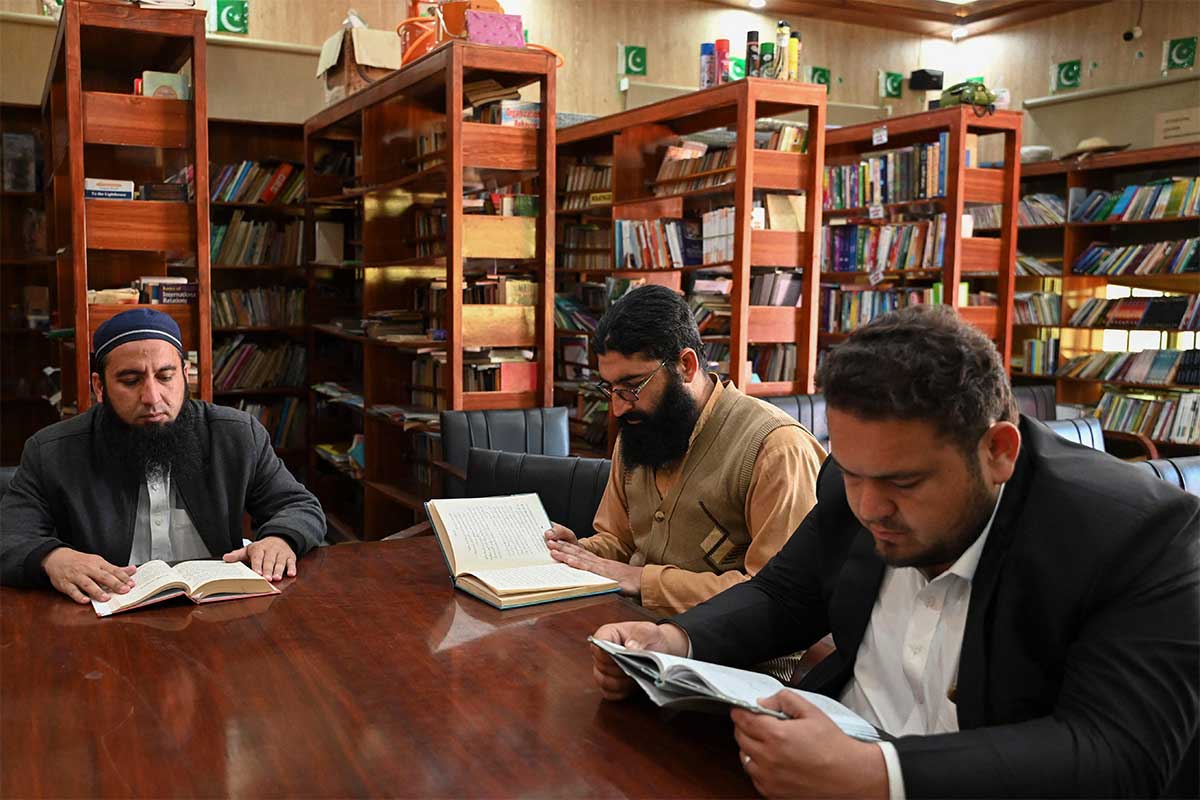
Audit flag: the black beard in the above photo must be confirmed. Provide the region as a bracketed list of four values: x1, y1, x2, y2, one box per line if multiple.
[618, 370, 701, 470]
[98, 397, 203, 480]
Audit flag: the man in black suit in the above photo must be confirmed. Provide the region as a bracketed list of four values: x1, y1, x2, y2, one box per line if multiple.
[589, 305, 1199, 799]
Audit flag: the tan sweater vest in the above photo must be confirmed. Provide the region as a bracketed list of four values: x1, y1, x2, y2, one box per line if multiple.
[624, 383, 802, 574]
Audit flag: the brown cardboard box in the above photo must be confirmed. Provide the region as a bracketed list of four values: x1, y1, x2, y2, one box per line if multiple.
[316, 28, 403, 107]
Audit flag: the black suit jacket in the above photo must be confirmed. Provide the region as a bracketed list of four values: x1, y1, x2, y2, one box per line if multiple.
[674, 416, 1199, 798]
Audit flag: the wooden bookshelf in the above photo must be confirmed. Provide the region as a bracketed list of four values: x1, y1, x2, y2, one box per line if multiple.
[554, 78, 827, 454]
[821, 107, 1023, 369]
[304, 41, 557, 538]
[41, 0, 211, 412]
[1004, 144, 1199, 452]
[0, 103, 58, 464]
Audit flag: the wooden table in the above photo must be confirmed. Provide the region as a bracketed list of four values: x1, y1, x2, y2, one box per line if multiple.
[1, 538, 755, 798]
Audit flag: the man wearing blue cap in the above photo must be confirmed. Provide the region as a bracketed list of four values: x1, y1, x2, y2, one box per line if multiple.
[0, 308, 326, 604]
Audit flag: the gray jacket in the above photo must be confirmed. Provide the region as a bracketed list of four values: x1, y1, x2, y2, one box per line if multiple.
[1, 400, 326, 587]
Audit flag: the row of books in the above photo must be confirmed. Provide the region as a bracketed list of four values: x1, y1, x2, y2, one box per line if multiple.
[210, 161, 304, 205]
[562, 163, 612, 197]
[1067, 295, 1200, 330]
[1068, 177, 1200, 223]
[231, 398, 305, 448]
[750, 271, 805, 307]
[822, 134, 961, 210]
[1072, 237, 1198, 277]
[1095, 390, 1200, 445]
[702, 207, 736, 264]
[1016, 252, 1061, 277]
[1056, 348, 1199, 387]
[366, 404, 440, 430]
[690, 294, 731, 334]
[758, 125, 807, 153]
[213, 336, 306, 391]
[312, 381, 364, 411]
[970, 193, 1066, 229]
[614, 218, 702, 269]
[416, 123, 446, 166]
[818, 286, 925, 333]
[1013, 292, 1062, 325]
[748, 344, 796, 383]
[212, 213, 304, 267]
[561, 223, 609, 269]
[135, 276, 197, 304]
[654, 143, 735, 195]
[554, 296, 599, 333]
[821, 215, 947, 273]
[410, 350, 536, 410]
[212, 287, 305, 329]
[314, 438, 364, 479]
[1022, 338, 1060, 376]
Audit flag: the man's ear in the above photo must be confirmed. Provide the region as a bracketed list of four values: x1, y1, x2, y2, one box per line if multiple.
[91, 372, 104, 404]
[678, 347, 701, 382]
[980, 421, 1020, 485]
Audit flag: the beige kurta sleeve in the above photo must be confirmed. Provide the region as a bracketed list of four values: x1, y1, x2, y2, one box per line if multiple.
[639, 425, 826, 616]
[577, 439, 637, 562]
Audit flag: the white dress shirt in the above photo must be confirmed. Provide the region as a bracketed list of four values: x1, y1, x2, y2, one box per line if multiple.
[841, 486, 1005, 800]
[126, 469, 210, 565]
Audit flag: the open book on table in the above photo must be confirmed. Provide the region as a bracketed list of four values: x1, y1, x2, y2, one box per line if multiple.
[589, 638, 883, 742]
[425, 493, 619, 609]
[91, 559, 279, 618]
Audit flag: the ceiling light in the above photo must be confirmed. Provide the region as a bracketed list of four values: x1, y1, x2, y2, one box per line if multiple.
[937, 0, 976, 5]
[951, 25, 968, 41]
[748, 0, 767, 8]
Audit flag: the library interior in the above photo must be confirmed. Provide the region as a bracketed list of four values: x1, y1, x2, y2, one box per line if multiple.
[0, 0, 1197, 797]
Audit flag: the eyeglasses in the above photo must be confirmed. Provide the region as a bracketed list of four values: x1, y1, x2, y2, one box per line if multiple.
[591, 360, 668, 404]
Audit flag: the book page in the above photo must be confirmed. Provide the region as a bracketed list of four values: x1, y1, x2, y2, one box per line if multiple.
[467, 563, 617, 595]
[429, 494, 554, 574]
[173, 559, 271, 595]
[91, 559, 186, 617]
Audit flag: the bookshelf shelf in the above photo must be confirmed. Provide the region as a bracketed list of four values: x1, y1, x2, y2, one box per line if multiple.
[305, 40, 557, 537]
[213, 326, 307, 335]
[824, 197, 946, 217]
[214, 387, 305, 397]
[82, 91, 191, 149]
[1068, 215, 1200, 229]
[1057, 376, 1197, 392]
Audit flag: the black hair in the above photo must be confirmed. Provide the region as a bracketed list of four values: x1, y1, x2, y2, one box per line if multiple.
[816, 305, 1017, 454]
[593, 284, 703, 363]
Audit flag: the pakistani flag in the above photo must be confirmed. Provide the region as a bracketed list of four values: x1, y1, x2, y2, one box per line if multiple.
[621, 45, 647, 76]
[212, 0, 249, 34]
[808, 66, 831, 91]
[1052, 59, 1081, 92]
[1163, 37, 1197, 71]
[880, 71, 903, 98]
[729, 57, 746, 80]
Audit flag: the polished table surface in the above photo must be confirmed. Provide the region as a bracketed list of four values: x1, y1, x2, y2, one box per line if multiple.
[1, 538, 755, 798]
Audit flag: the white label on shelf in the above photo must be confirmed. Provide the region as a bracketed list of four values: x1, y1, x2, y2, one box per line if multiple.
[868, 204, 885, 220]
[872, 126, 888, 146]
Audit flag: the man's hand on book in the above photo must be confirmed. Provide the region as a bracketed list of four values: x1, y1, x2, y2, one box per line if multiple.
[731, 690, 887, 800]
[590, 622, 690, 700]
[544, 523, 578, 546]
[222, 536, 296, 582]
[547, 540, 642, 596]
[41, 548, 137, 604]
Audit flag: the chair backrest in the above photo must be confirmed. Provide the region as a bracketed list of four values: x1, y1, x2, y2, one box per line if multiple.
[1133, 456, 1200, 498]
[0, 466, 16, 501]
[466, 448, 611, 538]
[1012, 384, 1057, 421]
[761, 393, 829, 449]
[440, 408, 570, 497]
[1043, 417, 1105, 451]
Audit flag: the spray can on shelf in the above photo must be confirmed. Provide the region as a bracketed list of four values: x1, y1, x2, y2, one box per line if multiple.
[773, 20, 790, 78]
[746, 31, 760, 77]
[759, 42, 775, 80]
[715, 38, 731, 84]
[699, 42, 716, 88]
[787, 31, 801, 80]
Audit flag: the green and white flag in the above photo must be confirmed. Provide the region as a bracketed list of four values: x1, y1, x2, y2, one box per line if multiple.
[1163, 37, 1197, 71]
[879, 71, 903, 98]
[209, 0, 249, 34]
[619, 44, 647, 76]
[808, 66, 831, 91]
[1052, 59, 1081, 92]
[729, 57, 746, 80]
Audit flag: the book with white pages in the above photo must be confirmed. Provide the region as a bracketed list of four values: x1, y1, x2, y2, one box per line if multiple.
[91, 559, 279, 617]
[425, 493, 619, 609]
[589, 638, 883, 742]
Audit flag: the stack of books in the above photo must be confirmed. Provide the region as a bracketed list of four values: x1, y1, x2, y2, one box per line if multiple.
[554, 296, 599, 333]
[1071, 237, 1199, 276]
[212, 212, 304, 266]
[1016, 252, 1061, 276]
[971, 193, 1066, 229]
[748, 344, 796, 383]
[821, 215, 947, 273]
[210, 161, 305, 205]
[1069, 177, 1200, 223]
[1096, 390, 1200, 444]
[1056, 349, 1198, 386]
[654, 143, 735, 196]
[367, 405, 439, 430]
[822, 134, 963, 210]
[213, 336, 306, 391]
[136, 276, 197, 304]
[1021, 338, 1060, 376]
[1013, 292, 1061, 325]
[689, 294, 731, 334]
[702, 207, 735, 264]
[758, 125, 807, 153]
[750, 271, 804, 306]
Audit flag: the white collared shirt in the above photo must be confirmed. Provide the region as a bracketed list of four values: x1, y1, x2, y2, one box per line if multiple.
[842, 485, 1005, 799]
[126, 469, 210, 565]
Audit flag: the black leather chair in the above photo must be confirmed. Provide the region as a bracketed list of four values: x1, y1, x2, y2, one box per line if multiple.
[761, 393, 830, 450]
[465, 448, 611, 537]
[1012, 384, 1056, 421]
[1043, 417, 1105, 451]
[439, 407, 570, 497]
[1133, 456, 1200, 497]
[0, 466, 16, 501]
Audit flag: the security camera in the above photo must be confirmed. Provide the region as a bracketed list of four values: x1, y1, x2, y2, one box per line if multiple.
[1123, 26, 1143, 42]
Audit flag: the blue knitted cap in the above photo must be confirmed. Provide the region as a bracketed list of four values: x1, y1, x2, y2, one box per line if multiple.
[92, 307, 184, 363]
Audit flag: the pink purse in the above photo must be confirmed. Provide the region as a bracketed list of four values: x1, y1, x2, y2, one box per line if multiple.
[465, 10, 525, 48]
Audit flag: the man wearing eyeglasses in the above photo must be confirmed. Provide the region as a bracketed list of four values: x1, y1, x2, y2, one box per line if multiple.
[545, 285, 826, 615]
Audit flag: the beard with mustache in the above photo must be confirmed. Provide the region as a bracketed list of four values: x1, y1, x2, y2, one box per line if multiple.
[618, 368, 702, 471]
[97, 394, 203, 482]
